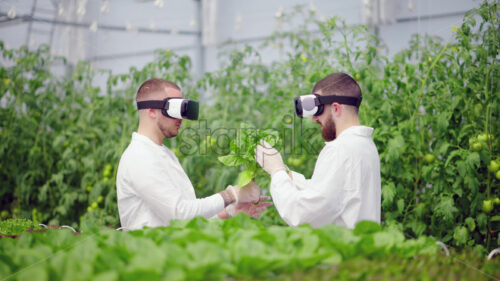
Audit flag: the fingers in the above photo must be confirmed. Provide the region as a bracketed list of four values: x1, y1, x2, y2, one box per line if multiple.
[259, 196, 270, 201]
[256, 207, 267, 213]
[254, 196, 273, 207]
[254, 146, 264, 166]
[260, 139, 271, 148]
[258, 202, 273, 207]
[236, 201, 272, 218]
[255, 140, 279, 171]
[258, 140, 275, 151]
[255, 143, 263, 151]
[249, 207, 267, 218]
[258, 142, 279, 158]
[256, 140, 275, 152]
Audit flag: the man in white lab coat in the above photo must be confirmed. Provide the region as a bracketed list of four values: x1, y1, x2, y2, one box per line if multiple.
[255, 73, 381, 229]
[116, 78, 271, 230]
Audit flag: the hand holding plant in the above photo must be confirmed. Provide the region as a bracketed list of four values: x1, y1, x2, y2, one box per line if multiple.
[255, 140, 286, 176]
[218, 123, 281, 187]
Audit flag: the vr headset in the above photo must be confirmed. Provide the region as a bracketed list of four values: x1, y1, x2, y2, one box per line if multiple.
[136, 98, 199, 120]
[294, 94, 362, 118]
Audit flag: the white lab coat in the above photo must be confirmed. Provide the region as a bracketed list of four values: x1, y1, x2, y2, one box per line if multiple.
[270, 126, 381, 229]
[116, 132, 224, 230]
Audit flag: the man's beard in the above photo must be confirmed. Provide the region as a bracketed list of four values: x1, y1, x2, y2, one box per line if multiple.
[321, 117, 336, 141]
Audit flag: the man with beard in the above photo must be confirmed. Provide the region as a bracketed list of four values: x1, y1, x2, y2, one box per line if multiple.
[116, 78, 271, 230]
[255, 73, 381, 228]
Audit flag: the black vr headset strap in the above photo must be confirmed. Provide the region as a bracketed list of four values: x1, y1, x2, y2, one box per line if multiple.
[136, 100, 167, 110]
[316, 95, 362, 107]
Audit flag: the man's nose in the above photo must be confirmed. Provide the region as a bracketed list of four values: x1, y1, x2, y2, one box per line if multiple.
[312, 115, 319, 122]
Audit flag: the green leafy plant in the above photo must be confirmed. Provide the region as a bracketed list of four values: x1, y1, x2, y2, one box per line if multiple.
[0, 0, 498, 252]
[218, 123, 281, 187]
[0, 215, 498, 280]
[0, 218, 41, 236]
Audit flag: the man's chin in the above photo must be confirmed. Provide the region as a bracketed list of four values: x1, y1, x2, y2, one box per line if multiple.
[322, 135, 336, 142]
[163, 129, 179, 139]
[321, 127, 336, 141]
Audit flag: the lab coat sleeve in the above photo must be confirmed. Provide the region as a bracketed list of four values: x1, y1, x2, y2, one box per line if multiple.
[270, 147, 348, 227]
[130, 162, 225, 221]
[289, 171, 307, 190]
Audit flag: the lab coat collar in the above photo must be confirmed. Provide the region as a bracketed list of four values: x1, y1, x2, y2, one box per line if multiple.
[132, 132, 165, 152]
[325, 126, 374, 144]
[132, 132, 179, 163]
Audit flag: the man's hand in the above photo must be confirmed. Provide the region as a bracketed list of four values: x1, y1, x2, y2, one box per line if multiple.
[255, 140, 285, 176]
[220, 181, 260, 207]
[233, 180, 260, 203]
[226, 196, 273, 218]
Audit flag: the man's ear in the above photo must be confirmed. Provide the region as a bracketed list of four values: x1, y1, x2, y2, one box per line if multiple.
[331, 102, 342, 117]
[147, 108, 158, 119]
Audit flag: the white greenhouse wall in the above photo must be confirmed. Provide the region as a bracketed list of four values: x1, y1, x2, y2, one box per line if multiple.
[0, 0, 481, 82]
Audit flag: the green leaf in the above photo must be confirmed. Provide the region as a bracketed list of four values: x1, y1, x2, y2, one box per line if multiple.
[373, 230, 405, 249]
[464, 175, 479, 194]
[321, 250, 342, 265]
[407, 220, 426, 236]
[437, 142, 450, 155]
[476, 213, 487, 229]
[464, 217, 476, 231]
[353, 221, 382, 235]
[465, 152, 480, 170]
[381, 183, 396, 209]
[218, 155, 245, 167]
[453, 226, 469, 246]
[94, 271, 119, 281]
[456, 160, 467, 177]
[433, 196, 458, 223]
[396, 199, 405, 214]
[445, 149, 463, 167]
[18, 264, 48, 281]
[385, 134, 406, 162]
[236, 170, 254, 188]
[437, 112, 449, 131]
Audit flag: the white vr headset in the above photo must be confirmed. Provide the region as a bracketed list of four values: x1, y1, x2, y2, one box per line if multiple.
[294, 94, 362, 118]
[137, 98, 199, 120]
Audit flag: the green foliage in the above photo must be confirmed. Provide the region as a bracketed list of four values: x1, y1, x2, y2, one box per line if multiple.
[0, 215, 450, 281]
[0, 218, 41, 236]
[0, 0, 498, 252]
[260, 250, 500, 281]
[1, 216, 498, 280]
[218, 122, 281, 187]
[0, 46, 194, 228]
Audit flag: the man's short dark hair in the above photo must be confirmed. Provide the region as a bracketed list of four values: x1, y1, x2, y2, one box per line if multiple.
[312, 72, 362, 113]
[313, 72, 362, 100]
[136, 78, 180, 101]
